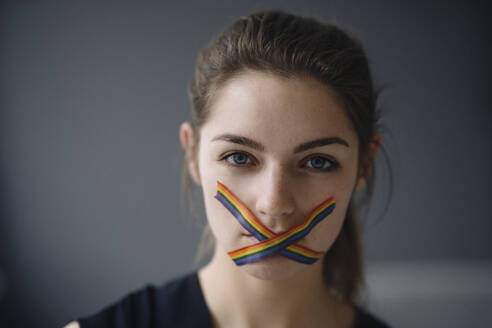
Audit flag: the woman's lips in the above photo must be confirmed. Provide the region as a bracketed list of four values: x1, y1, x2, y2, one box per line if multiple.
[242, 232, 307, 244]
[241, 233, 256, 240]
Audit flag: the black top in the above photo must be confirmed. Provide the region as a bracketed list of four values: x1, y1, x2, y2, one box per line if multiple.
[76, 272, 390, 328]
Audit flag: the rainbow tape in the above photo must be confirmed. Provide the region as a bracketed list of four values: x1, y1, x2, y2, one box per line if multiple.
[215, 181, 335, 266]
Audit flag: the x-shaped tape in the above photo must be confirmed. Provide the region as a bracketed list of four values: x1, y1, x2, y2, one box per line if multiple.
[215, 181, 336, 266]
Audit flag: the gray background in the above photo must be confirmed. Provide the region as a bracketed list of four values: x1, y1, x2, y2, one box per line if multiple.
[1, 0, 491, 327]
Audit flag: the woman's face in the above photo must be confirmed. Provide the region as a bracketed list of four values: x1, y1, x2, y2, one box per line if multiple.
[183, 70, 366, 280]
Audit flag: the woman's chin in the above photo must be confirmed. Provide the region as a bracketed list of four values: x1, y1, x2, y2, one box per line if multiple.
[236, 254, 315, 281]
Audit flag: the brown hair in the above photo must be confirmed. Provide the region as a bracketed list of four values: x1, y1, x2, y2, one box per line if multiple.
[183, 10, 389, 304]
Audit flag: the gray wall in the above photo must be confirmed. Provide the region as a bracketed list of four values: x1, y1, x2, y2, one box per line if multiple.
[1, 0, 490, 327]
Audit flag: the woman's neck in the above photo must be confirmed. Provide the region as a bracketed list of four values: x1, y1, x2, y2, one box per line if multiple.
[198, 247, 354, 328]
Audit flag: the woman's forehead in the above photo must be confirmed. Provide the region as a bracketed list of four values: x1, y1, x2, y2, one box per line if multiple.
[202, 71, 358, 146]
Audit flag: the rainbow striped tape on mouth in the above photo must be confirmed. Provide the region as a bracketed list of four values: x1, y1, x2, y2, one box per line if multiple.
[214, 181, 336, 266]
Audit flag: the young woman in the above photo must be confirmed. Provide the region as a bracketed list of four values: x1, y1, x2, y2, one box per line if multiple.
[66, 10, 390, 328]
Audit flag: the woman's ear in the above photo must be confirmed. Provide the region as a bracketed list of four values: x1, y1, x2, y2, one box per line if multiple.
[179, 122, 201, 185]
[354, 132, 382, 191]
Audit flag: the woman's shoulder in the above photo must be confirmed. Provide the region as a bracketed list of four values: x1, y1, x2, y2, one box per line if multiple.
[353, 305, 391, 328]
[71, 271, 211, 328]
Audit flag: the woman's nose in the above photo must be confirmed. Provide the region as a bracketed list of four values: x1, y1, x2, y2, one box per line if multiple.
[255, 166, 296, 229]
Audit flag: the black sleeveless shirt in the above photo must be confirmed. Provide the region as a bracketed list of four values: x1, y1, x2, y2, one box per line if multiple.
[75, 272, 390, 328]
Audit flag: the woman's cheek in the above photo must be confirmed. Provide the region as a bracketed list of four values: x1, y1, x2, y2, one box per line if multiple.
[305, 183, 353, 251]
[304, 200, 347, 251]
[202, 183, 242, 251]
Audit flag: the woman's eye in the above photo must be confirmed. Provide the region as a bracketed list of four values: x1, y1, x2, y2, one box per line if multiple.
[223, 152, 253, 166]
[305, 156, 337, 171]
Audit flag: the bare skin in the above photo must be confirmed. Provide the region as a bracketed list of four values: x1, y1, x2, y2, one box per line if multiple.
[180, 70, 381, 328]
[198, 246, 355, 328]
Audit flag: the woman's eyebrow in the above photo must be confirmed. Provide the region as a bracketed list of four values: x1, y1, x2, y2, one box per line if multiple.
[211, 134, 349, 153]
[211, 134, 265, 151]
[294, 137, 350, 153]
